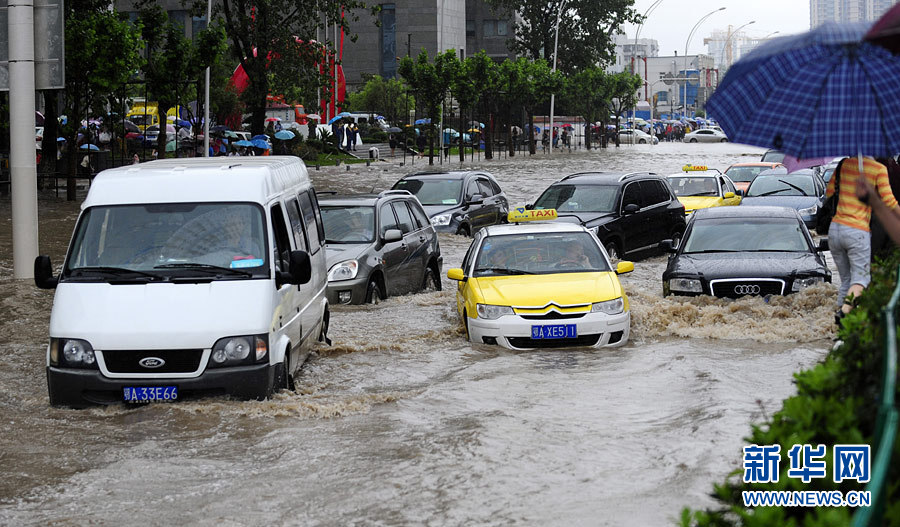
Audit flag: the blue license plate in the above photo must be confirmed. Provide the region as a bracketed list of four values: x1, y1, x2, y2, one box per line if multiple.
[123, 386, 178, 403]
[531, 324, 577, 339]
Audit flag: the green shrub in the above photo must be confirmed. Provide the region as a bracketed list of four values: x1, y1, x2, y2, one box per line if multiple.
[366, 130, 388, 143]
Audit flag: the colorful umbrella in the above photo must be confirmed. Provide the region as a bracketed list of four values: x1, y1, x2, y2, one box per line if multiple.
[415, 118, 431, 125]
[338, 111, 351, 117]
[251, 138, 270, 150]
[251, 134, 269, 142]
[328, 116, 343, 124]
[165, 140, 177, 153]
[275, 130, 295, 140]
[265, 117, 281, 122]
[234, 140, 254, 147]
[79, 143, 100, 151]
[305, 113, 321, 120]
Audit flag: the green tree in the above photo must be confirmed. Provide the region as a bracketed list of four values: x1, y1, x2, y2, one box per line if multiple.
[61, 1, 144, 200]
[346, 74, 412, 125]
[486, 0, 641, 73]
[204, 0, 373, 136]
[398, 50, 456, 165]
[563, 66, 612, 150]
[606, 71, 641, 146]
[462, 52, 500, 159]
[495, 57, 559, 155]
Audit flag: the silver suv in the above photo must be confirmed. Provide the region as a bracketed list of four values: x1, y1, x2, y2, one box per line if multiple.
[319, 190, 442, 304]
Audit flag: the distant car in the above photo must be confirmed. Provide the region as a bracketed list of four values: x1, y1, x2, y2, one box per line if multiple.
[530, 171, 686, 260]
[319, 190, 442, 304]
[391, 171, 509, 236]
[661, 206, 831, 298]
[667, 167, 742, 215]
[761, 149, 786, 163]
[683, 129, 728, 143]
[819, 157, 847, 185]
[724, 162, 785, 192]
[446, 221, 634, 349]
[618, 128, 659, 145]
[739, 169, 826, 230]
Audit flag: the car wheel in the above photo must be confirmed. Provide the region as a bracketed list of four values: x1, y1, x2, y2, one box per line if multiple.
[366, 279, 383, 304]
[690, 138, 698, 143]
[604, 241, 620, 262]
[273, 349, 294, 393]
[423, 266, 441, 292]
[639, 139, 646, 144]
[720, 138, 728, 143]
[457, 224, 471, 237]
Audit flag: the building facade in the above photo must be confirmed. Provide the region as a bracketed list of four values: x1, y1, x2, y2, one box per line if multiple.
[810, 0, 898, 27]
[607, 33, 660, 74]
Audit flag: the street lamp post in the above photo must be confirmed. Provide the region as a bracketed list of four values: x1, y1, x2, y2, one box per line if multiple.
[632, 0, 664, 125]
[762, 30, 780, 40]
[548, 0, 568, 154]
[724, 20, 755, 69]
[683, 7, 725, 117]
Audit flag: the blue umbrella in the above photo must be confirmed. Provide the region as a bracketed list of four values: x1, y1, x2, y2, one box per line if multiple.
[707, 21, 900, 159]
[251, 134, 269, 142]
[375, 115, 385, 120]
[251, 138, 270, 150]
[234, 140, 254, 147]
[79, 143, 99, 151]
[414, 118, 431, 125]
[338, 111, 351, 117]
[275, 130, 295, 140]
[328, 116, 343, 124]
[57, 137, 66, 142]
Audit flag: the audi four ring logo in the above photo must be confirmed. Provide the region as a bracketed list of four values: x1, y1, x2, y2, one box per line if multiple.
[138, 357, 165, 369]
[734, 285, 761, 295]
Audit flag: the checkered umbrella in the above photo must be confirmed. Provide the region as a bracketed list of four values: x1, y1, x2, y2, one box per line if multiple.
[706, 21, 900, 159]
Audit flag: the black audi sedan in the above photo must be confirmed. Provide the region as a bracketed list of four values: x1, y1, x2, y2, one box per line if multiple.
[661, 206, 830, 298]
[530, 172, 686, 260]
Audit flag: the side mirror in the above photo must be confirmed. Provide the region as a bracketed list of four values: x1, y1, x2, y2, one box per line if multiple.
[724, 192, 736, 199]
[34, 255, 58, 289]
[288, 250, 312, 285]
[525, 203, 533, 210]
[623, 203, 640, 214]
[817, 239, 829, 252]
[468, 193, 484, 205]
[383, 229, 403, 243]
[735, 189, 744, 197]
[658, 239, 677, 253]
[447, 268, 466, 281]
[615, 261, 634, 274]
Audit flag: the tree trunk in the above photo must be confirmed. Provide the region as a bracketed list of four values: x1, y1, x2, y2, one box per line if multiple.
[428, 125, 435, 165]
[528, 109, 536, 155]
[484, 113, 493, 160]
[614, 116, 620, 147]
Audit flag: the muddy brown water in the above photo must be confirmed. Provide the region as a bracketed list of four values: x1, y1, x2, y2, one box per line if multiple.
[0, 143, 835, 525]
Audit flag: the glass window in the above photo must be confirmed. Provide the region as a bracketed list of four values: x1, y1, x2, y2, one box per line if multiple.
[533, 184, 619, 213]
[392, 178, 463, 206]
[466, 20, 475, 36]
[622, 182, 642, 208]
[63, 202, 269, 278]
[725, 166, 770, 183]
[484, 20, 496, 37]
[465, 180, 480, 200]
[721, 177, 737, 194]
[473, 232, 610, 276]
[409, 200, 431, 230]
[392, 201, 415, 234]
[309, 190, 326, 244]
[638, 181, 665, 207]
[321, 206, 375, 243]
[379, 204, 399, 236]
[476, 178, 494, 197]
[489, 179, 502, 195]
[746, 175, 817, 197]
[497, 20, 508, 36]
[683, 218, 810, 253]
[191, 15, 207, 40]
[286, 198, 310, 252]
[668, 176, 719, 197]
[297, 192, 321, 252]
[270, 204, 292, 274]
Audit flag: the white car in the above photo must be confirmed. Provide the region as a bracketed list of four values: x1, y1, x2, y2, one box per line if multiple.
[684, 128, 729, 143]
[618, 129, 658, 145]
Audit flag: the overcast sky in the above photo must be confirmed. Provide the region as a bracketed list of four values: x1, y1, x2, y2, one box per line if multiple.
[622, 0, 811, 57]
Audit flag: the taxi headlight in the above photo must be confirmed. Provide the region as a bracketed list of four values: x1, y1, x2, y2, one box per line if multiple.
[327, 260, 358, 282]
[669, 277, 702, 293]
[792, 276, 824, 292]
[476, 303, 514, 320]
[591, 297, 625, 315]
[431, 214, 452, 226]
[798, 204, 818, 216]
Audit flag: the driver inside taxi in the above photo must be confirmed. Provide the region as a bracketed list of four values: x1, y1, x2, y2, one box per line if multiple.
[558, 243, 590, 267]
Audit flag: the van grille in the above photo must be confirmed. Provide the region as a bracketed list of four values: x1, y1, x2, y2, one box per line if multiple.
[102, 350, 203, 374]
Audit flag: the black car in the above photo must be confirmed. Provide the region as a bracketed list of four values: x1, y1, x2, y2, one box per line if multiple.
[319, 190, 442, 304]
[661, 206, 831, 298]
[391, 171, 509, 236]
[740, 169, 826, 230]
[530, 172, 686, 260]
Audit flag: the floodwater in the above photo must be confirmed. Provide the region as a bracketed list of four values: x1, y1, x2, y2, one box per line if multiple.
[0, 143, 836, 525]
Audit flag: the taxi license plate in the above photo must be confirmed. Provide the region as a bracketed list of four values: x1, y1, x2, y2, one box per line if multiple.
[531, 324, 577, 339]
[123, 386, 178, 403]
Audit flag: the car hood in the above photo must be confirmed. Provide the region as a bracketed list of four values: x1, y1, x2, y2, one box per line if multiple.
[667, 252, 827, 279]
[554, 212, 615, 226]
[678, 196, 724, 212]
[422, 204, 460, 217]
[740, 196, 821, 210]
[325, 243, 370, 268]
[473, 272, 624, 308]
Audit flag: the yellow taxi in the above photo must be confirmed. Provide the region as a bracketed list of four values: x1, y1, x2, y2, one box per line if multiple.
[667, 164, 742, 215]
[446, 209, 634, 349]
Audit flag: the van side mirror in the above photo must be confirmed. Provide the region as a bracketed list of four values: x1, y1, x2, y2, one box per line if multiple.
[383, 229, 403, 243]
[34, 255, 58, 289]
[659, 239, 677, 253]
[817, 239, 829, 252]
[289, 250, 312, 285]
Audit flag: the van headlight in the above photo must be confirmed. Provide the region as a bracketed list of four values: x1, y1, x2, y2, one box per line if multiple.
[669, 277, 702, 293]
[431, 214, 452, 226]
[50, 338, 97, 369]
[327, 260, 358, 282]
[797, 204, 818, 216]
[476, 303, 514, 320]
[210, 335, 268, 367]
[591, 297, 625, 315]
[792, 276, 824, 292]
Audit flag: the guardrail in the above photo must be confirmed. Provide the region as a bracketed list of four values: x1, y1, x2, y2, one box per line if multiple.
[852, 265, 900, 527]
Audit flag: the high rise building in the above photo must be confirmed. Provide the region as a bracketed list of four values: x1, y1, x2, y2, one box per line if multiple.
[810, 0, 898, 27]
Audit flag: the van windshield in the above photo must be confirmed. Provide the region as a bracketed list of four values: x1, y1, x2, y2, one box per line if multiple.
[63, 202, 268, 281]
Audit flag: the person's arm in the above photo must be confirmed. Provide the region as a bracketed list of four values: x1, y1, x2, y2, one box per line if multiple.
[858, 177, 900, 245]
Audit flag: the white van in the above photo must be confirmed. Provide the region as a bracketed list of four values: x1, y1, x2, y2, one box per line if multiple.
[35, 157, 330, 407]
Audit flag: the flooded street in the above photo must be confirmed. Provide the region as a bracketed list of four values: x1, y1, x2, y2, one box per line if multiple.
[0, 143, 836, 525]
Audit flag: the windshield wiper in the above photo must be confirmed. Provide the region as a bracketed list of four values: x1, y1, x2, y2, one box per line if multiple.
[70, 266, 163, 280]
[756, 188, 792, 197]
[777, 179, 808, 196]
[473, 267, 534, 275]
[684, 249, 743, 253]
[154, 263, 253, 277]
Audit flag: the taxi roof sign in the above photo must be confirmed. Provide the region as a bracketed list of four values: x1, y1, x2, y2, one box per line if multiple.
[508, 207, 558, 223]
[682, 164, 708, 171]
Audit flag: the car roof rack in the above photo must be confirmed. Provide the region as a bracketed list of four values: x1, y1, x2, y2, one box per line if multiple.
[559, 171, 609, 181]
[618, 171, 658, 181]
[377, 189, 412, 198]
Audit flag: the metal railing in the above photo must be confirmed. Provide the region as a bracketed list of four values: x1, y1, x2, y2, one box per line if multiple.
[852, 265, 900, 526]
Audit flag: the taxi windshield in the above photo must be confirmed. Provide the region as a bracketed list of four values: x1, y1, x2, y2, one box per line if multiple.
[533, 184, 618, 213]
[683, 218, 809, 253]
[669, 176, 719, 197]
[63, 202, 268, 280]
[473, 232, 610, 276]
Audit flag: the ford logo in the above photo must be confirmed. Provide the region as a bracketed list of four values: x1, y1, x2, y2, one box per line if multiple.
[139, 357, 166, 369]
[734, 284, 761, 295]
